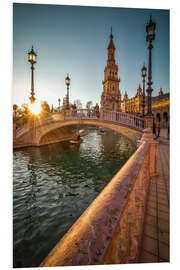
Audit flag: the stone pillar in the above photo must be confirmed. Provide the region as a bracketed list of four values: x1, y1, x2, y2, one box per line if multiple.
[139, 128, 158, 177]
[145, 115, 153, 129]
[100, 108, 104, 120]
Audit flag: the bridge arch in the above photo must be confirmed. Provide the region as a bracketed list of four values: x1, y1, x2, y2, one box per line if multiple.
[36, 119, 143, 146]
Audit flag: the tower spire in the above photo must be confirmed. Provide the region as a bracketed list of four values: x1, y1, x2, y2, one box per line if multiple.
[101, 30, 121, 112]
[110, 26, 113, 38]
[108, 27, 115, 49]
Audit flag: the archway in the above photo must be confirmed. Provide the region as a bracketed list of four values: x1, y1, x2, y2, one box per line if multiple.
[37, 119, 143, 146]
[156, 113, 161, 124]
[163, 112, 168, 128]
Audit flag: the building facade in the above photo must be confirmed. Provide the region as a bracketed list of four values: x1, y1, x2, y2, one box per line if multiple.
[151, 89, 169, 128]
[100, 29, 121, 111]
[122, 87, 169, 128]
[122, 84, 143, 114]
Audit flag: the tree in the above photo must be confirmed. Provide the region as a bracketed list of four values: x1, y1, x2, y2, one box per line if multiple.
[86, 101, 93, 110]
[40, 101, 50, 114]
[14, 103, 31, 126]
[74, 99, 83, 109]
[21, 103, 30, 117]
[13, 104, 18, 119]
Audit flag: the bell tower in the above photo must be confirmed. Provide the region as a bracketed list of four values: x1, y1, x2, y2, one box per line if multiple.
[101, 28, 121, 111]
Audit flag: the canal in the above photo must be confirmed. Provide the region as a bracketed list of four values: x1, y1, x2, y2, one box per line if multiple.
[13, 127, 136, 268]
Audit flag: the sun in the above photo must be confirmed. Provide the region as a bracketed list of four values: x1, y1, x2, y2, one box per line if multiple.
[29, 101, 41, 115]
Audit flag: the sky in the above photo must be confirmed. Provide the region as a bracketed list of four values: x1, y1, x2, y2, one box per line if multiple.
[13, 3, 169, 108]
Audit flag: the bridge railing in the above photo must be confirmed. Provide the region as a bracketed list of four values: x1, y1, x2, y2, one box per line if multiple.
[64, 109, 100, 120]
[64, 109, 145, 130]
[102, 110, 145, 130]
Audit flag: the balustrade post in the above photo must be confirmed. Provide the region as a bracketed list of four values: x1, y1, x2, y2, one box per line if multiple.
[139, 128, 158, 177]
[145, 115, 153, 129]
[100, 108, 104, 120]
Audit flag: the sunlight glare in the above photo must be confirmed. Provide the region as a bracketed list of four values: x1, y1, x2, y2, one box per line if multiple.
[29, 101, 41, 115]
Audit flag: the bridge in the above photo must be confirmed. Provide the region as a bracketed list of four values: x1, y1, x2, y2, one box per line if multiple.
[13, 110, 147, 148]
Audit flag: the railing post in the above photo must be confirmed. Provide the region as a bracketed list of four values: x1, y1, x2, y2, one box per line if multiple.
[145, 115, 153, 130]
[100, 108, 104, 120]
[139, 128, 158, 177]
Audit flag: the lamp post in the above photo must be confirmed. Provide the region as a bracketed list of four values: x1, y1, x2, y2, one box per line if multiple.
[28, 46, 37, 105]
[28, 46, 37, 144]
[146, 15, 156, 116]
[58, 98, 61, 112]
[65, 74, 70, 110]
[141, 65, 147, 117]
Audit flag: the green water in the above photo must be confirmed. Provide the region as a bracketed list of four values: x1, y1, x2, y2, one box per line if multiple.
[13, 127, 136, 267]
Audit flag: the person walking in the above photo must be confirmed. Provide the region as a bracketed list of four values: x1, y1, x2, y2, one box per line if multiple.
[153, 121, 156, 138]
[157, 124, 161, 138]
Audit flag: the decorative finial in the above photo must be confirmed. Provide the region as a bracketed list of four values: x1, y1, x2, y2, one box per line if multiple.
[110, 26, 113, 39]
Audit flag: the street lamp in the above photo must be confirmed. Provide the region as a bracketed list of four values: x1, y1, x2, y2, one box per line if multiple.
[28, 46, 37, 104]
[58, 98, 61, 112]
[146, 15, 156, 116]
[28, 46, 37, 145]
[141, 64, 147, 117]
[65, 74, 71, 110]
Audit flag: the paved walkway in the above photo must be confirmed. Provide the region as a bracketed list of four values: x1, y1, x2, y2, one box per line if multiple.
[139, 129, 170, 263]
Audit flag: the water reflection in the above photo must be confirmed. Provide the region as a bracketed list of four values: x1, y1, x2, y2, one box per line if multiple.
[13, 128, 136, 267]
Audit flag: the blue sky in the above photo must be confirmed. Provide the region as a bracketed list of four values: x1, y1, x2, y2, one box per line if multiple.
[13, 3, 169, 108]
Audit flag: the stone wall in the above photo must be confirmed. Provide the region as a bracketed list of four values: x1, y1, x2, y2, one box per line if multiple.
[40, 128, 158, 267]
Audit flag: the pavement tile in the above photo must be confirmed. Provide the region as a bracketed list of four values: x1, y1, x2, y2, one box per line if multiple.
[158, 197, 168, 206]
[157, 203, 169, 213]
[158, 194, 167, 200]
[157, 189, 166, 195]
[139, 249, 158, 263]
[144, 223, 158, 239]
[159, 241, 169, 261]
[148, 195, 157, 203]
[140, 141, 170, 263]
[158, 199, 168, 207]
[146, 206, 156, 217]
[148, 200, 156, 209]
[145, 214, 156, 227]
[141, 235, 158, 255]
[158, 230, 169, 245]
[158, 257, 170, 263]
[158, 218, 169, 233]
[158, 210, 169, 222]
